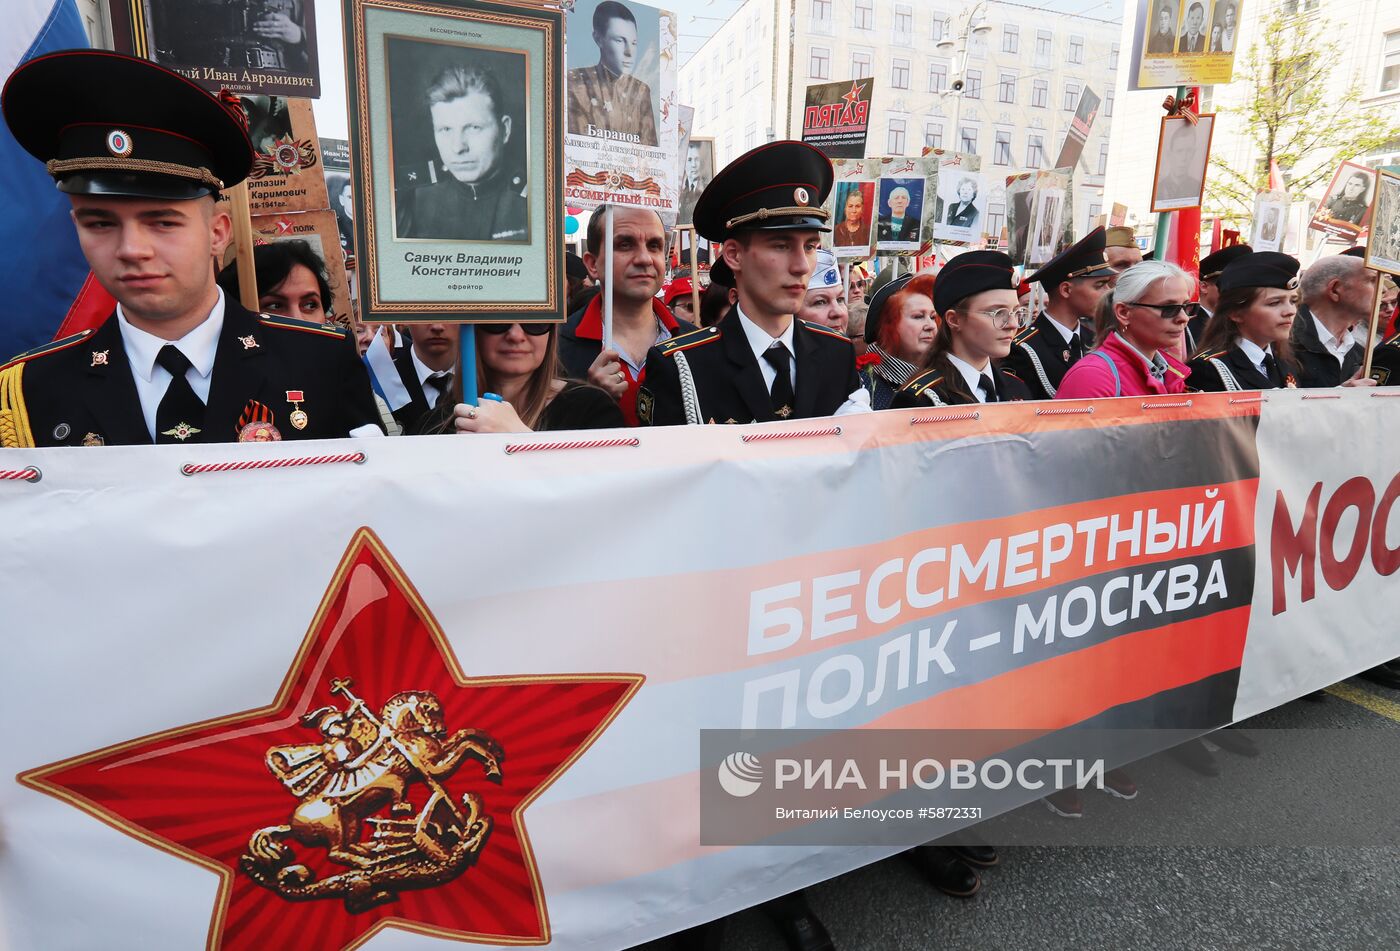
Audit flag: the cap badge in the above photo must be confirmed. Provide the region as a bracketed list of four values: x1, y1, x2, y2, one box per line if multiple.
[794, 187, 810, 206]
[1285, 276, 1300, 290]
[106, 129, 133, 158]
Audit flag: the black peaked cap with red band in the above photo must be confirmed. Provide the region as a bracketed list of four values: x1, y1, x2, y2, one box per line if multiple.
[1029, 226, 1113, 289]
[692, 141, 834, 243]
[934, 250, 1018, 314]
[2, 49, 254, 199]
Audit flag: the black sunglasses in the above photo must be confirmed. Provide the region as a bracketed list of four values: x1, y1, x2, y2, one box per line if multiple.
[1126, 301, 1202, 319]
[478, 323, 554, 336]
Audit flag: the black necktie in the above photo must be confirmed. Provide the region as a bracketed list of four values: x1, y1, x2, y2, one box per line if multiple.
[978, 374, 999, 403]
[763, 344, 795, 418]
[1262, 353, 1281, 386]
[427, 370, 455, 408]
[154, 344, 205, 444]
[1069, 332, 1085, 362]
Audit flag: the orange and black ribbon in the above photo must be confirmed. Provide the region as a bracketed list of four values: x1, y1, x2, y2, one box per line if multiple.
[1162, 91, 1200, 125]
[237, 399, 274, 434]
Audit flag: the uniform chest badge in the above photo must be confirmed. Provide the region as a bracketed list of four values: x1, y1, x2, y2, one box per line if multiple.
[161, 422, 201, 441]
[287, 389, 309, 430]
[238, 421, 282, 442]
[82, 432, 104, 447]
[239, 335, 260, 350]
[91, 350, 109, 367]
[1285, 374, 1298, 388]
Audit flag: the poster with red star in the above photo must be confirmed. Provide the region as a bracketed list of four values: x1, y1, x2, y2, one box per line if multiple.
[801, 78, 875, 159]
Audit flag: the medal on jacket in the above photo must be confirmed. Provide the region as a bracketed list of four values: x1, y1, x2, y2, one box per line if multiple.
[286, 390, 309, 430]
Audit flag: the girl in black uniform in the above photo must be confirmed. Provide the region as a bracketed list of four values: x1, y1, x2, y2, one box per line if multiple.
[1188, 251, 1301, 393]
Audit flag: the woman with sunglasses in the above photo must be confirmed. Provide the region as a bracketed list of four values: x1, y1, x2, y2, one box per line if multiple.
[858, 272, 938, 409]
[430, 322, 623, 434]
[1055, 260, 1194, 399]
[891, 251, 1031, 407]
[1188, 252, 1302, 392]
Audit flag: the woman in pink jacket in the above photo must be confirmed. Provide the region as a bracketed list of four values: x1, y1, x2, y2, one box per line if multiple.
[1056, 260, 1196, 398]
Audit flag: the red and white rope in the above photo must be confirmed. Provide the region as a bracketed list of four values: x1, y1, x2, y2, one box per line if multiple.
[1371, 391, 1400, 398]
[741, 426, 842, 443]
[1301, 393, 1342, 400]
[1228, 395, 1268, 404]
[504, 436, 639, 454]
[181, 451, 366, 477]
[1142, 399, 1193, 410]
[0, 466, 40, 483]
[911, 410, 981, 425]
[1035, 406, 1094, 416]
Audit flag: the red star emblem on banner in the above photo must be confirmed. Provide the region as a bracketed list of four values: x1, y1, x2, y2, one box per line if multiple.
[840, 80, 866, 108]
[20, 529, 643, 950]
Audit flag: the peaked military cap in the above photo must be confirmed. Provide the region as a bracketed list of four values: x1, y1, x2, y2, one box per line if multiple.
[692, 141, 833, 242]
[1029, 226, 1113, 289]
[1198, 243, 1253, 280]
[2, 49, 254, 199]
[934, 250, 1018, 314]
[1217, 250, 1300, 293]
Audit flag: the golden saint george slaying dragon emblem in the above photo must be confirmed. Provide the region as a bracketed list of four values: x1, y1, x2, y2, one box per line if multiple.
[239, 677, 504, 913]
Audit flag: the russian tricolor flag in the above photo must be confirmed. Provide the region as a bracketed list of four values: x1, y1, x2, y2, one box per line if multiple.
[0, 0, 99, 362]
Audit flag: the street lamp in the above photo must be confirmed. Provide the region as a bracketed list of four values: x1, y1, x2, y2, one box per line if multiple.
[935, 0, 993, 142]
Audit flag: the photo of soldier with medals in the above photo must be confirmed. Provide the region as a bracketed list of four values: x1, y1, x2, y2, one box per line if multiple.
[566, 0, 660, 146]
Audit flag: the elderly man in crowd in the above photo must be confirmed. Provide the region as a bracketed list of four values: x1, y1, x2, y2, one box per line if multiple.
[1292, 252, 1379, 388]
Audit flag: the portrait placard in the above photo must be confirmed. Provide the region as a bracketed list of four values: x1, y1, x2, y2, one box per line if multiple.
[933, 162, 987, 245]
[1364, 170, 1400, 278]
[801, 78, 875, 159]
[248, 210, 354, 326]
[825, 159, 877, 258]
[1129, 0, 1243, 91]
[1150, 114, 1216, 213]
[874, 157, 938, 256]
[240, 96, 329, 216]
[1053, 87, 1101, 171]
[677, 138, 713, 228]
[563, 0, 677, 217]
[1309, 162, 1378, 241]
[343, 0, 564, 323]
[105, 0, 322, 98]
[1029, 185, 1068, 266]
[1249, 191, 1289, 253]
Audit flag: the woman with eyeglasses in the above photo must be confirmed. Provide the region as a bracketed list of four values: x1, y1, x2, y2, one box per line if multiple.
[1187, 252, 1302, 392]
[891, 251, 1031, 407]
[430, 322, 623, 434]
[858, 272, 938, 409]
[1055, 260, 1194, 399]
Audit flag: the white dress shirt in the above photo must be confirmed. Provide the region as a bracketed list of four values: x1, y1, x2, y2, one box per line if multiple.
[734, 305, 871, 415]
[117, 289, 225, 441]
[1043, 312, 1080, 347]
[1313, 315, 1356, 367]
[410, 347, 453, 407]
[946, 352, 995, 402]
[1237, 338, 1272, 376]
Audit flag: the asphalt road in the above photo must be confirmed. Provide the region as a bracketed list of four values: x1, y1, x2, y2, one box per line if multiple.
[719, 678, 1400, 951]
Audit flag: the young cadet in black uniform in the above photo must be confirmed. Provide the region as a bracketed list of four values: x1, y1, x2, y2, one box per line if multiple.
[1188, 252, 1303, 392]
[1187, 244, 1253, 353]
[639, 141, 868, 426]
[0, 50, 382, 447]
[893, 251, 1032, 408]
[1003, 227, 1115, 400]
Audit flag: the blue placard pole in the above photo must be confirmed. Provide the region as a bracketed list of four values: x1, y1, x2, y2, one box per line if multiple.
[459, 326, 479, 406]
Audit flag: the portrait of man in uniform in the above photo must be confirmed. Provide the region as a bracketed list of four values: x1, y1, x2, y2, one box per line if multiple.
[141, 0, 319, 96]
[566, 0, 659, 147]
[388, 41, 529, 243]
[1146, 2, 1178, 54]
[678, 139, 713, 226]
[1151, 115, 1214, 211]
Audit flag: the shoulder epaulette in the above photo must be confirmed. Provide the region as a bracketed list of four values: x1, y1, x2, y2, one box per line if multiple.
[902, 369, 944, 396]
[658, 325, 720, 356]
[800, 320, 852, 343]
[0, 328, 93, 371]
[1013, 326, 1039, 344]
[1002, 368, 1023, 381]
[258, 313, 348, 339]
[1383, 332, 1400, 348]
[1199, 349, 1227, 361]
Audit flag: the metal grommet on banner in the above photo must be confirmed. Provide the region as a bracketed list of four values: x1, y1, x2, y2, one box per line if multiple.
[503, 437, 639, 455]
[1034, 406, 1094, 416]
[910, 410, 980, 425]
[1142, 399, 1193, 410]
[740, 426, 842, 443]
[180, 452, 368, 477]
[1, 466, 41, 483]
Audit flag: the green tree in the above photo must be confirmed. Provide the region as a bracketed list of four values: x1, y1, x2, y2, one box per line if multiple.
[1205, 6, 1400, 228]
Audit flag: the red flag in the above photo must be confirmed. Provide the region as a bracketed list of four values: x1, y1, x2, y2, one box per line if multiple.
[1268, 160, 1285, 193]
[52, 271, 116, 340]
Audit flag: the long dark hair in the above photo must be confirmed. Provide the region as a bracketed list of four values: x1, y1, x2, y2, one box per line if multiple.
[1193, 285, 1297, 367]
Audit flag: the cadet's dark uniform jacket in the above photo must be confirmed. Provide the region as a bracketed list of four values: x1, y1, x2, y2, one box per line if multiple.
[1290, 305, 1364, 388]
[396, 169, 528, 241]
[0, 301, 382, 447]
[639, 309, 859, 425]
[1368, 331, 1400, 386]
[890, 361, 1031, 408]
[1186, 345, 1296, 393]
[1001, 313, 1091, 400]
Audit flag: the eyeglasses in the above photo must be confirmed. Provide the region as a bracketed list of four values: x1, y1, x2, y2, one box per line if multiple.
[970, 306, 1033, 329]
[478, 323, 554, 336]
[1125, 301, 1201, 319]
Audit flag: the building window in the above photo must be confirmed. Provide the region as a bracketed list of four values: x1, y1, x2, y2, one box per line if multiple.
[809, 46, 830, 79]
[1032, 79, 1048, 108]
[811, 0, 831, 21]
[892, 58, 910, 89]
[1382, 31, 1400, 93]
[994, 129, 1012, 165]
[960, 126, 978, 153]
[1088, 202, 1102, 224]
[745, 121, 757, 148]
[1068, 35, 1084, 64]
[932, 16, 948, 41]
[929, 61, 948, 92]
[1280, 0, 1320, 12]
[988, 202, 1006, 241]
[1098, 143, 1110, 175]
[1027, 134, 1045, 168]
[1063, 82, 1081, 111]
[1105, 90, 1115, 116]
[1003, 25, 1020, 53]
[1110, 42, 1120, 68]
[965, 69, 982, 99]
[1035, 30, 1052, 65]
[925, 122, 944, 149]
[998, 72, 1016, 103]
[888, 118, 907, 154]
[894, 4, 913, 36]
[854, 0, 873, 30]
[852, 51, 872, 77]
[725, 84, 734, 107]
